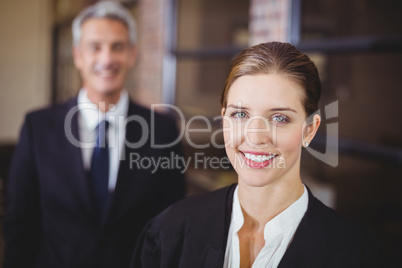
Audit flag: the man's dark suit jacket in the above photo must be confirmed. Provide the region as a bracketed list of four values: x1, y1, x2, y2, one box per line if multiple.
[4, 97, 185, 268]
[133, 184, 389, 268]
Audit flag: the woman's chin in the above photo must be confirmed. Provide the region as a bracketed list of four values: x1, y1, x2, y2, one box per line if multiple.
[237, 173, 278, 188]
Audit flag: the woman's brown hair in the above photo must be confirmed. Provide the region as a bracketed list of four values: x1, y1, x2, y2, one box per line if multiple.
[220, 42, 321, 117]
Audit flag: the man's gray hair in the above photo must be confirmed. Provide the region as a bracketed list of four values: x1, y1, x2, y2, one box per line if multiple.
[72, 1, 137, 46]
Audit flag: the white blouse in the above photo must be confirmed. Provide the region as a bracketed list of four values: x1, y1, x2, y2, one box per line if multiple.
[223, 185, 308, 268]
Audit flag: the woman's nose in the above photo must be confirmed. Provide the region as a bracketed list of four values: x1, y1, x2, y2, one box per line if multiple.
[244, 116, 273, 148]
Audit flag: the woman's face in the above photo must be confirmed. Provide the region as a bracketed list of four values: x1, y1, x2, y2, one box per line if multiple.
[222, 73, 319, 188]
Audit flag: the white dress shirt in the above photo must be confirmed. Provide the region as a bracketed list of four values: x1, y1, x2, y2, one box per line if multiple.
[223, 184, 309, 268]
[77, 88, 129, 191]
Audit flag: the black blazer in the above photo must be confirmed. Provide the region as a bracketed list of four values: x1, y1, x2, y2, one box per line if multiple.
[4, 98, 186, 268]
[132, 184, 389, 268]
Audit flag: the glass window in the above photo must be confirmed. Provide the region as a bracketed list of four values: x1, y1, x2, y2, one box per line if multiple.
[301, 0, 402, 41]
[175, 0, 250, 193]
[177, 0, 249, 50]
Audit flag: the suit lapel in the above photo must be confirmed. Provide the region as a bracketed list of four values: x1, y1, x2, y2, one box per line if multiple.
[102, 101, 152, 227]
[198, 184, 236, 267]
[61, 98, 99, 225]
[278, 188, 327, 267]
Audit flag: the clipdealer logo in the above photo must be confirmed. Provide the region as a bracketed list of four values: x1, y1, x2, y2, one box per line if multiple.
[63, 101, 339, 170]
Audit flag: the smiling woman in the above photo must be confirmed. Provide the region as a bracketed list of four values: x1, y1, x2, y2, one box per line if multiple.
[222, 74, 319, 190]
[132, 42, 390, 268]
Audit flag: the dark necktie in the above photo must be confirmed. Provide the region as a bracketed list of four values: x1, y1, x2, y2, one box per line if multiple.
[91, 120, 109, 217]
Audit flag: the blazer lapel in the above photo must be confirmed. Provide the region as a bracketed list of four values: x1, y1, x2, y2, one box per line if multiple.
[203, 184, 236, 267]
[278, 188, 327, 268]
[101, 101, 152, 227]
[61, 98, 99, 225]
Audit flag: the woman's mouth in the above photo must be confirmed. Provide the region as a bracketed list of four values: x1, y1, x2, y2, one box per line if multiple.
[240, 151, 277, 169]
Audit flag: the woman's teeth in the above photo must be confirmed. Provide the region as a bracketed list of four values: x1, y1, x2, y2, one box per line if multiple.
[243, 153, 275, 162]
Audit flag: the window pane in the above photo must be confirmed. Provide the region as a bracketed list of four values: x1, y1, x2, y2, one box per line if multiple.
[313, 52, 402, 145]
[177, 0, 250, 50]
[175, 58, 233, 194]
[301, 0, 402, 41]
[176, 58, 230, 118]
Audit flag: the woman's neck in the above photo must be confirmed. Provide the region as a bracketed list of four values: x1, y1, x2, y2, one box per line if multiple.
[237, 178, 304, 229]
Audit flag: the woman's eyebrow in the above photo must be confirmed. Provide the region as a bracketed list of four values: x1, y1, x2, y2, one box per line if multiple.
[269, 107, 298, 113]
[227, 104, 249, 110]
[227, 104, 297, 113]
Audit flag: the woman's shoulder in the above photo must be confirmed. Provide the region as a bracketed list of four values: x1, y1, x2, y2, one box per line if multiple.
[282, 192, 390, 267]
[133, 185, 236, 267]
[146, 184, 236, 234]
[303, 193, 384, 257]
[307, 195, 367, 236]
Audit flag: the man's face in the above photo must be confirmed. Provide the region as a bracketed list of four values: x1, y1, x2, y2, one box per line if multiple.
[73, 18, 136, 97]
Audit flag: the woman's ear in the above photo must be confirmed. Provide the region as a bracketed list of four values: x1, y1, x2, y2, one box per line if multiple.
[302, 114, 321, 147]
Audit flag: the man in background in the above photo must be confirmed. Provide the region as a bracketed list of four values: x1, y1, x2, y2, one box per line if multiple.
[4, 2, 185, 267]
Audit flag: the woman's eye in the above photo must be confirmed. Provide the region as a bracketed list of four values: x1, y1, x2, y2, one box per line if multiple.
[231, 111, 247, 118]
[272, 115, 289, 123]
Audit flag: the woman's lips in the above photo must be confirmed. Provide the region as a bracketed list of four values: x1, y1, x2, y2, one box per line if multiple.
[240, 151, 277, 169]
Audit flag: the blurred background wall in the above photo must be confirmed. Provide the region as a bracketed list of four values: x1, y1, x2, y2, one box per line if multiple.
[0, 0, 401, 266]
[0, 0, 52, 143]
